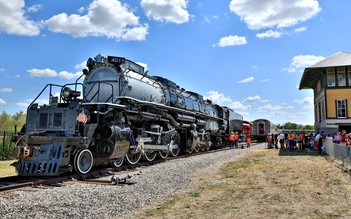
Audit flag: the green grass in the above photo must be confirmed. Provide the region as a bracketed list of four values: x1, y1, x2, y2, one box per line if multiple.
[0, 160, 16, 177]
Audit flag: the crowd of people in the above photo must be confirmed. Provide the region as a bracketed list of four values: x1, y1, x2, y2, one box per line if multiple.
[265, 130, 351, 155]
[228, 130, 351, 157]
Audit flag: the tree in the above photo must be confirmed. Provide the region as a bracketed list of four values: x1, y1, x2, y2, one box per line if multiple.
[0, 111, 26, 132]
[11, 111, 26, 132]
[282, 122, 299, 130]
[0, 111, 12, 132]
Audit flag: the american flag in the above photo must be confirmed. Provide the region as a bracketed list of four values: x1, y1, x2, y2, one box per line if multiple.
[77, 111, 88, 124]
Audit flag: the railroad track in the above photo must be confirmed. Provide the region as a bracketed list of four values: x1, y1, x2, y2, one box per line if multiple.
[0, 144, 257, 193]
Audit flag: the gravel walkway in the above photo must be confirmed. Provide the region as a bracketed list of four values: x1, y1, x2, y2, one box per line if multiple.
[0, 143, 265, 219]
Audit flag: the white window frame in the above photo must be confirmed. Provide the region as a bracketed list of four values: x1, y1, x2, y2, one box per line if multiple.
[337, 67, 346, 86]
[327, 68, 335, 87]
[348, 67, 351, 86]
[337, 99, 347, 118]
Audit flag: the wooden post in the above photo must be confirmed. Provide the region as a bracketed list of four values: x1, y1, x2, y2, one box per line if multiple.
[2, 131, 5, 161]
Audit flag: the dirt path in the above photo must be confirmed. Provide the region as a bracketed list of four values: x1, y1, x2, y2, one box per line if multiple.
[132, 148, 351, 219]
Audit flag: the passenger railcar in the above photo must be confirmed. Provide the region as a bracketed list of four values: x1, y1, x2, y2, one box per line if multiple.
[12, 54, 243, 176]
[252, 119, 279, 141]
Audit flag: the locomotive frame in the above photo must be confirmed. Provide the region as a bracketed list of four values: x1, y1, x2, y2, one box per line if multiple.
[12, 54, 243, 176]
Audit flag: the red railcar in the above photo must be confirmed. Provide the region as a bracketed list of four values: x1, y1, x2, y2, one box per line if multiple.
[242, 120, 253, 136]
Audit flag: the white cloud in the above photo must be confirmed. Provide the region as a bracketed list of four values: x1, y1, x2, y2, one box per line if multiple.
[256, 30, 282, 39]
[291, 55, 325, 68]
[284, 54, 325, 73]
[77, 7, 85, 14]
[27, 4, 43, 13]
[303, 105, 313, 110]
[295, 26, 307, 32]
[229, 0, 321, 30]
[259, 79, 269, 82]
[27, 68, 57, 77]
[16, 102, 28, 107]
[0, 98, 6, 105]
[257, 104, 283, 112]
[28, 98, 49, 105]
[214, 35, 247, 47]
[237, 111, 249, 116]
[294, 97, 313, 104]
[27, 68, 82, 80]
[0, 68, 4, 72]
[0, 0, 41, 36]
[75, 61, 88, 70]
[283, 67, 296, 73]
[297, 111, 308, 115]
[204, 91, 232, 104]
[141, 0, 190, 24]
[45, 0, 148, 41]
[238, 76, 254, 83]
[57, 71, 82, 80]
[228, 101, 250, 111]
[243, 95, 261, 102]
[1, 88, 12, 92]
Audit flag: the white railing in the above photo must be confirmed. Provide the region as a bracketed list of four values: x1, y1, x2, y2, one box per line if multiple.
[325, 142, 351, 168]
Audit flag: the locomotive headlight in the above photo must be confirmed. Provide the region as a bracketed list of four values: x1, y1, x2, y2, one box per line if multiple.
[61, 87, 72, 98]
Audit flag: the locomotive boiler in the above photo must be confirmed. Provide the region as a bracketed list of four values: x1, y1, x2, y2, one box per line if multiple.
[12, 54, 242, 176]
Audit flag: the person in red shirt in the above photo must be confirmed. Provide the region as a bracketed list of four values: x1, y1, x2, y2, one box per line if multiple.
[228, 132, 235, 148]
[246, 136, 251, 148]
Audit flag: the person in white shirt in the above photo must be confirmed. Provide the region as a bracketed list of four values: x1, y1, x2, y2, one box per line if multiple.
[278, 133, 285, 149]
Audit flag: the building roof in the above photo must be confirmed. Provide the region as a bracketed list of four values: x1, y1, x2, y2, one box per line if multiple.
[311, 52, 351, 68]
[299, 52, 351, 90]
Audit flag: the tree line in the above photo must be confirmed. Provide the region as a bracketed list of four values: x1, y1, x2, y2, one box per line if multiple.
[277, 122, 314, 131]
[0, 111, 26, 159]
[0, 111, 26, 133]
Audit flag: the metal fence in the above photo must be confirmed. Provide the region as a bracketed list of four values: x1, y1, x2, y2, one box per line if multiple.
[0, 131, 15, 160]
[325, 142, 351, 168]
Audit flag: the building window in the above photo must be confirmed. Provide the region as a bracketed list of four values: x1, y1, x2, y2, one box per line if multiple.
[327, 68, 335, 87]
[336, 99, 347, 118]
[348, 67, 351, 86]
[337, 67, 346, 86]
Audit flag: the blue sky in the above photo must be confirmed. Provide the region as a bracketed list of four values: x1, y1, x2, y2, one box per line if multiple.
[0, 0, 349, 126]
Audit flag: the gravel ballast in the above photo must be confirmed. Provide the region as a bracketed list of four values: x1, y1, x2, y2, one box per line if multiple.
[0, 144, 265, 218]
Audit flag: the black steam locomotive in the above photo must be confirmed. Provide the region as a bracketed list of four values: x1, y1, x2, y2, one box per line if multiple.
[12, 55, 243, 176]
